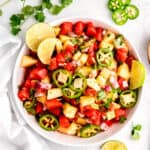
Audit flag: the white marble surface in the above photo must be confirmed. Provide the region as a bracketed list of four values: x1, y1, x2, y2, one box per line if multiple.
[0, 0, 150, 150]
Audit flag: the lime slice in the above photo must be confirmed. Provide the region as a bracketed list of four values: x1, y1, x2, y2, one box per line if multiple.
[130, 60, 146, 89]
[26, 23, 56, 52]
[37, 38, 58, 64]
[101, 140, 127, 150]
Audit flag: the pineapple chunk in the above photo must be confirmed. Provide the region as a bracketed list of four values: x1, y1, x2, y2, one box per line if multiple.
[108, 59, 117, 70]
[53, 26, 60, 36]
[100, 41, 114, 51]
[91, 103, 99, 110]
[96, 75, 107, 88]
[117, 63, 130, 80]
[87, 78, 100, 91]
[100, 68, 111, 79]
[20, 55, 37, 67]
[79, 53, 88, 66]
[58, 71, 68, 84]
[73, 51, 82, 61]
[59, 35, 70, 43]
[36, 94, 47, 104]
[76, 117, 87, 125]
[63, 103, 77, 119]
[106, 110, 116, 120]
[58, 122, 79, 135]
[41, 76, 50, 84]
[80, 96, 95, 106]
[73, 78, 83, 89]
[76, 66, 92, 77]
[103, 30, 115, 43]
[55, 39, 63, 53]
[63, 40, 74, 50]
[47, 88, 62, 99]
[112, 102, 120, 109]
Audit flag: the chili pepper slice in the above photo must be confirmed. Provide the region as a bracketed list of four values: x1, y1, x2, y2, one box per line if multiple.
[112, 9, 128, 25]
[121, 0, 131, 5]
[70, 73, 87, 92]
[120, 90, 137, 108]
[125, 5, 139, 20]
[52, 69, 72, 88]
[23, 97, 36, 109]
[108, 0, 123, 11]
[80, 124, 100, 138]
[26, 108, 36, 115]
[39, 114, 59, 131]
[96, 48, 113, 67]
[62, 88, 82, 99]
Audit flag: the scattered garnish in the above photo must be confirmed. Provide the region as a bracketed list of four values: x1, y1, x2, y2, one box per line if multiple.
[108, 0, 140, 25]
[6, 0, 73, 35]
[131, 124, 142, 140]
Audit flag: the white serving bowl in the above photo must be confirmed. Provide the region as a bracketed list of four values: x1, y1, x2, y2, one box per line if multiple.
[12, 17, 143, 147]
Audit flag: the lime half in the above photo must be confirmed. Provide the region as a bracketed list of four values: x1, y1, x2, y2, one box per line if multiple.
[129, 60, 146, 89]
[101, 140, 127, 150]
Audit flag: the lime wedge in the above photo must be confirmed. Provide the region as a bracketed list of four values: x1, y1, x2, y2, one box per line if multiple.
[130, 60, 146, 89]
[101, 140, 127, 150]
[26, 23, 56, 52]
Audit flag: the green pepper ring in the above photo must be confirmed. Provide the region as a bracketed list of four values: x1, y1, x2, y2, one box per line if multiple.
[80, 124, 100, 138]
[52, 69, 72, 88]
[23, 98, 36, 109]
[62, 87, 82, 99]
[96, 48, 113, 67]
[108, 0, 123, 11]
[120, 90, 137, 108]
[70, 73, 87, 92]
[39, 114, 59, 131]
[112, 9, 128, 25]
[125, 5, 139, 20]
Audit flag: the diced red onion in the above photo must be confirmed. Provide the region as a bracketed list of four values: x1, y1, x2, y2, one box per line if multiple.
[37, 82, 52, 90]
[35, 92, 45, 97]
[109, 76, 119, 89]
[104, 85, 112, 92]
[78, 112, 85, 118]
[122, 80, 128, 88]
[101, 123, 109, 131]
[81, 47, 89, 52]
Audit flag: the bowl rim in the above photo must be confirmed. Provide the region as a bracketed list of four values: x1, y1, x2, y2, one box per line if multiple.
[12, 17, 143, 147]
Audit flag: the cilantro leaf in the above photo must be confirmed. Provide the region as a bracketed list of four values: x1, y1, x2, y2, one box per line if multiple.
[22, 5, 34, 16]
[34, 11, 45, 22]
[119, 116, 127, 123]
[11, 26, 21, 35]
[10, 14, 24, 26]
[42, 0, 52, 9]
[61, 0, 73, 7]
[49, 5, 63, 15]
[133, 124, 142, 131]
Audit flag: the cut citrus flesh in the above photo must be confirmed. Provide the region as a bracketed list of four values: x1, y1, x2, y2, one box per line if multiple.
[130, 60, 146, 89]
[101, 140, 127, 150]
[26, 23, 56, 52]
[37, 38, 57, 64]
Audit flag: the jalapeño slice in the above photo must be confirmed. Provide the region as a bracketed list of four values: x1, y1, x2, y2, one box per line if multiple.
[80, 124, 100, 138]
[39, 114, 59, 131]
[52, 69, 72, 88]
[112, 9, 128, 25]
[125, 5, 139, 20]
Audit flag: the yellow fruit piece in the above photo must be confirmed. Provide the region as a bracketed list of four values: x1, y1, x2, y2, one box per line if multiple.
[117, 63, 130, 80]
[36, 94, 47, 104]
[37, 38, 57, 64]
[26, 23, 56, 52]
[101, 140, 127, 150]
[20, 55, 37, 67]
[41, 76, 50, 84]
[130, 60, 146, 89]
